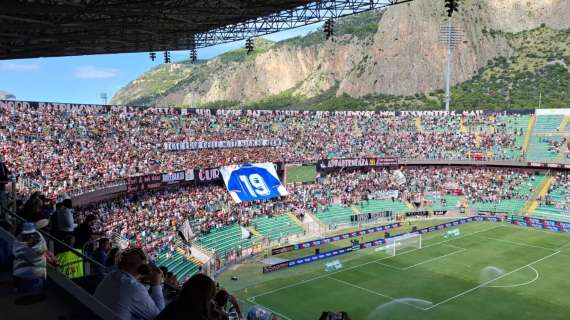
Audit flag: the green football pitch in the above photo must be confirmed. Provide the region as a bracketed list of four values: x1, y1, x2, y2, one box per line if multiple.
[218, 221, 570, 320]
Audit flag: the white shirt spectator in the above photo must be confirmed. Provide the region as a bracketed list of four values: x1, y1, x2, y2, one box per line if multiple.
[94, 269, 165, 320]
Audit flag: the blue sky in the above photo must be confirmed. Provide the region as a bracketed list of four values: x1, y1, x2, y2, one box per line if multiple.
[0, 24, 321, 105]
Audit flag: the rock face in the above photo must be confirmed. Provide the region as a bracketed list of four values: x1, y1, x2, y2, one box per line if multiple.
[111, 0, 570, 107]
[0, 90, 15, 100]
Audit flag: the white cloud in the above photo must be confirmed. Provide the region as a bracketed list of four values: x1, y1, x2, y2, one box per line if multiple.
[0, 62, 40, 72]
[74, 65, 121, 79]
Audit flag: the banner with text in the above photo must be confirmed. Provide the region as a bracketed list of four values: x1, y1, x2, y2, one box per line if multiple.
[163, 139, 283, 151]
[317, 158, 399, 171]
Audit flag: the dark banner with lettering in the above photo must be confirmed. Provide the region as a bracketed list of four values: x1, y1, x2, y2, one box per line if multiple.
[194, 167, 223, 184]
[317, 158, 399, 172]
[127, 174, 162, 193]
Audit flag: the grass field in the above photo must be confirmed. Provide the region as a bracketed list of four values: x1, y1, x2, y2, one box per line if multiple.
[286, 165, 317, 184]
[218, 221, 570, 320]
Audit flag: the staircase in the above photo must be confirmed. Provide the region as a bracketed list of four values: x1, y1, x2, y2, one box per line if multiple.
[559, 115, 570, 131]
[287, 212, 306, 230]
[415, 117, 422, 131]
[521, 175, 555, 215]
[459, 117, 467, 133]
[522, 115, 536, 154]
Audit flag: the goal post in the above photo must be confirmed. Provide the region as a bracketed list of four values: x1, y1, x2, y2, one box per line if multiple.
[385, 233, 422, 257]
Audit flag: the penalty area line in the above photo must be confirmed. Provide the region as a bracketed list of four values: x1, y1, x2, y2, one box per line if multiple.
[250, 225, 502, 300]
[424, 250, 560, 311]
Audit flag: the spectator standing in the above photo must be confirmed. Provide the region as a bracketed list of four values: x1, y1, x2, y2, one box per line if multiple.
[94, 248, 165, 320]
[57, 199, 76, 239]
[0, 155, 10, 219]
[55, 235, 84, 279]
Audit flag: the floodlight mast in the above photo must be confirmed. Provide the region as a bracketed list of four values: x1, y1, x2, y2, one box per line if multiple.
[439, 20, 462, 112]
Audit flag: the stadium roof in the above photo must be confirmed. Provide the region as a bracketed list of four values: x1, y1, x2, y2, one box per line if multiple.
[0, 0, 413, 60]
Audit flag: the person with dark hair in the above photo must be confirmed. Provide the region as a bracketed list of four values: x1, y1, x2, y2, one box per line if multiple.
[155, 273, 226, 320]
[105, 247, 120, 268]
[75, 214, 99, 249]
[94, 248, 164, 320]
[214, 289, 243, 320]
[92, 237, 111, 272]
[19, 194, 44, 223]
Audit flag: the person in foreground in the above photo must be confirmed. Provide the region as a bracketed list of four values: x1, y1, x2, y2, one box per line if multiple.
[155, 273, 226, 320]
[94, 248, 165, 320]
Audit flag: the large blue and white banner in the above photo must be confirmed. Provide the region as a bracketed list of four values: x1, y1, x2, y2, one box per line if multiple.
[220, 163, 288, 203]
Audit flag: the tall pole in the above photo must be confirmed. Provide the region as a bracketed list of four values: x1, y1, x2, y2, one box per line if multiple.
[444, 20, 453, 112]
[439, 19, 462, 112]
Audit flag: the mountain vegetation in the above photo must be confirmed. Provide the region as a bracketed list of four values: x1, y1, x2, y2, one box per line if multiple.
[112, 0, 570, 111]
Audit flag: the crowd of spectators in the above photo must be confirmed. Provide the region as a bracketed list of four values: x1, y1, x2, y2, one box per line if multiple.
[0, 103, 527, 198]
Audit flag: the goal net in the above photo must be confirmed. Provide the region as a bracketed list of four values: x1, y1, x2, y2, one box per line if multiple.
[385, 233, 422, 257]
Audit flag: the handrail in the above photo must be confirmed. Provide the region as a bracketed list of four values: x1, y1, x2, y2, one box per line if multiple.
[3, 205, 108, 271]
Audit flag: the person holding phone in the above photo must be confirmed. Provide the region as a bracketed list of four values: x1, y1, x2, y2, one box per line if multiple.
[94, 248, 165, 320]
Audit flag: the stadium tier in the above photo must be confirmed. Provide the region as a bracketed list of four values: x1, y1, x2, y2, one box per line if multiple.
[6, 101, 566, 197]
[155, 251, 201, 283]
[196, 224, 253, 256]
[252, 215, 304, 241]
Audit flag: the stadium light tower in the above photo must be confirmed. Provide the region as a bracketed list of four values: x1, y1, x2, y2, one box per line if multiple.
[439, 21, 462, 112]
[100, 92, 108, 105]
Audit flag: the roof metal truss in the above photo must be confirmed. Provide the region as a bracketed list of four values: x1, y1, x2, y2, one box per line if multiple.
[0, 0, 414, 60]
[194, 0, 414, 48]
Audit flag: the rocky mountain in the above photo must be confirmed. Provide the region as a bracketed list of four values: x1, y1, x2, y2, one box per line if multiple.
[0, 90, 15, 100]
[112, 0, 570, 110]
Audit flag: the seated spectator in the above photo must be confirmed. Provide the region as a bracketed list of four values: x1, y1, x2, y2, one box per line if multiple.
[94, 248, 165, 320]
[105, 247, 120, 268]
[155, 273, 226, 320]
[12, 222, 48, 305]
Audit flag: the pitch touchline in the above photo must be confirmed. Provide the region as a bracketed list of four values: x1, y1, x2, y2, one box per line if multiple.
[326, 276, 427, 311]
[250, 225, 502, 300]
[477, 235, 558, 252]
[423, 250, 561, 311]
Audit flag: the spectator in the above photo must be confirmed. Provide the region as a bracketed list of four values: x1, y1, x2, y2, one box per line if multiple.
[94, 248, 165, 320]
[214, 289, 243, 320]
[92, 237, 111, 267]
[57, 199, 76, 239]
[75, 214, 99, 249]
[55, 234, 84, 279]
[12, 222, 48, 305]
[105, 247, 120, 268]
[19, 194, 44, 223]
[246, 305, 275, 320]
[0, 155, 10, 216]
[155, 273, 226, 320]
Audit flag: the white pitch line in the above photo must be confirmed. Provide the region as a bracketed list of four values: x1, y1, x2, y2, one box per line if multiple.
[487, 266, 540, 289]
[374, 261, 405, 271]
[400, 248, 467, 270]
[250, 225, 502, 300]
[246, 297, 293, 320]
[424, 251, 560, 311]
[326, 276, 427, 311]
[555, 241, 570, 252]
[477, 235, 558, 252]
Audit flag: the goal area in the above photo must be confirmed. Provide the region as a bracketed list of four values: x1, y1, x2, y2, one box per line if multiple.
[385, 233, 422, 257]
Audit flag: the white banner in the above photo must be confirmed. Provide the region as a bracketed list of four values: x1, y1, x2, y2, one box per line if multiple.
[163, 139, 283, 151]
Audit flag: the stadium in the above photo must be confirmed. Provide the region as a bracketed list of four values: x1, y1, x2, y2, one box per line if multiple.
[1, 1, 570, 320]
